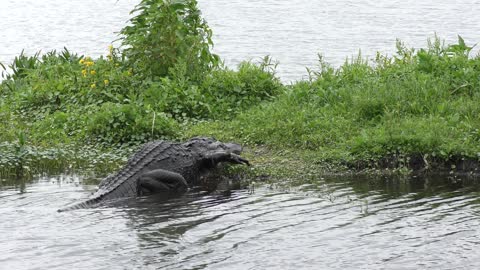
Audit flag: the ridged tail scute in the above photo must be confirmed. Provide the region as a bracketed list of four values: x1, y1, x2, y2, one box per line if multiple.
[57, 196, 102, 212]
[96, 141, 171, 193]
[58, 141, 180, 212]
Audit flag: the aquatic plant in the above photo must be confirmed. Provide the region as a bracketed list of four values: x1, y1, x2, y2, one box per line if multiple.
[0, 141, 137, 179]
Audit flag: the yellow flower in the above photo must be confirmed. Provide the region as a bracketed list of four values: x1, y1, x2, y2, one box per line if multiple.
[79, 59, 85, 65]
[90, 70, 96, 75]
[104, 79, 109, 85]
[90, 83, 96, 89]
[81, 69, 87, 77]
[115, 63, 120, 67]
[108, 45, 113, 52]
[85, 61, 94, 67]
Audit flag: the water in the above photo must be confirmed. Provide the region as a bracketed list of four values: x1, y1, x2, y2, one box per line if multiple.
[1, 174, 479, 269]
[1, 0, 479, 82]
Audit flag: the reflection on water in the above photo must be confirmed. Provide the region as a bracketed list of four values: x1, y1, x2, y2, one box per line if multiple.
[1, 174, 479, 269]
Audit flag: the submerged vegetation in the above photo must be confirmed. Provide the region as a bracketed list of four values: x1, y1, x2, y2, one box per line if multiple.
[1, 0, 480, 179]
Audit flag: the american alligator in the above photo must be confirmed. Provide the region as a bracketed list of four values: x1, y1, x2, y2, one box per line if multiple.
[58, 137, 249, 212]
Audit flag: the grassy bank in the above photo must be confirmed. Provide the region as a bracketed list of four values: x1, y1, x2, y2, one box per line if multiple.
[0, 0, 282, 178]
[2, 0, 480, 180]
[188, 37, 480, 176]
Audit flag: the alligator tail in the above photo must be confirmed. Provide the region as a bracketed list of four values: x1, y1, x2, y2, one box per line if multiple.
[57, 197, 102, 212]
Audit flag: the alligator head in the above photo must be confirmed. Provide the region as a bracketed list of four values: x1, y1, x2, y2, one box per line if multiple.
[184, 137, 243, 155]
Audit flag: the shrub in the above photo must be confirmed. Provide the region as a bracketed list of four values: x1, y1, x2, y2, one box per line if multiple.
[201, 59, 283, 119]
[86, 102, 179, 144]
[120, 0, 219, 80]
[141, 58, 284, 121]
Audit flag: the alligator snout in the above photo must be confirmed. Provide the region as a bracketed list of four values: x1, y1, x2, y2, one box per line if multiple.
[224, 142, 242, 154]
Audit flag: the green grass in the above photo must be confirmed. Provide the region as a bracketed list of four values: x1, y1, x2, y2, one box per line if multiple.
[187, 37, 480, 174]
[0, 53, 281, 176]
[1, 1, 479, 179]
[0, 0, 283, 177]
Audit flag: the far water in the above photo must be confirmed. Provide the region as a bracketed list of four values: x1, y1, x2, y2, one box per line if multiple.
[0, 0, 479, 82]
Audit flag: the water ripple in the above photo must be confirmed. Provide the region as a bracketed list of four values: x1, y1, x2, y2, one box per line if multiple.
[1, 176, 480, 268]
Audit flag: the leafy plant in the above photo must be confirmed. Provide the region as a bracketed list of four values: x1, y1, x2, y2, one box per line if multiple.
[86, 102, 179, 144]
[189, 36, 480, 170]
[8, 50, 40, 80]
[120, 0, 219, 80]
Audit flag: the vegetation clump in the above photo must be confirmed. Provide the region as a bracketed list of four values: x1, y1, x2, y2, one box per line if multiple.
[1, 0, 480, 179]
[120, 0, 220, 80]
[0, 0, 281, 176]
[188, 37, 480, 174]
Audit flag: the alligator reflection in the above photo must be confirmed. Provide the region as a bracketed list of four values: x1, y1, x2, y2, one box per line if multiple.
[116, 178, 245, 262]
[114, 174, 480, 268]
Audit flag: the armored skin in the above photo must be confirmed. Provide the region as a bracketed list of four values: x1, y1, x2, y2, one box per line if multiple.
[58, 137, 249, 211]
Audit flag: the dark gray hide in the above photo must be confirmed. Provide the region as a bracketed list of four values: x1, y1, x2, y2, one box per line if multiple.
[58, 137, 249, 211]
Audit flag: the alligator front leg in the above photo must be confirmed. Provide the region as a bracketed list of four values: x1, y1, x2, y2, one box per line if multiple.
[205, 152, 250, 166]
[138, 169, 188, 195]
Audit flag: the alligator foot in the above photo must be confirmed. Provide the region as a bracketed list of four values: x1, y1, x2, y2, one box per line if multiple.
[139, 169, 188, 195]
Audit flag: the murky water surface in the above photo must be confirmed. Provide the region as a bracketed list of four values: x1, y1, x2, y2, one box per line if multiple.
[1, 0, 479, 81]
[1, 174, 480, 269]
